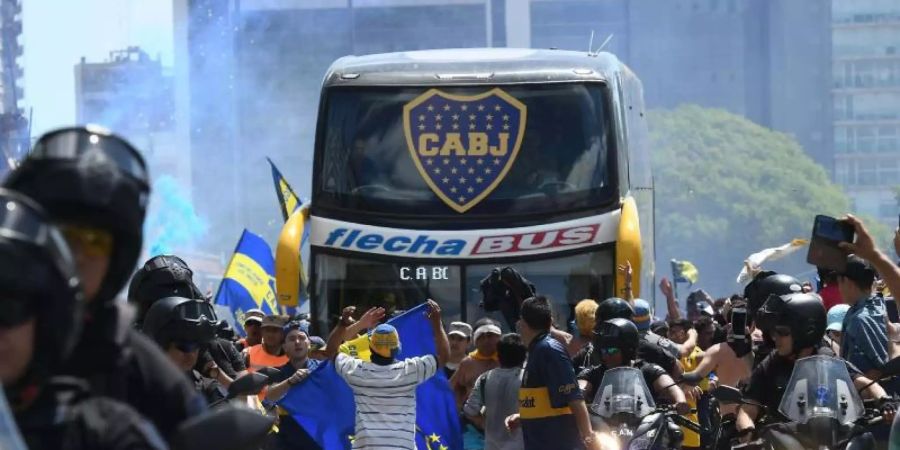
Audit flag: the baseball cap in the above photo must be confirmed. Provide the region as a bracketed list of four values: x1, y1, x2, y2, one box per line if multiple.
[474, 324, 502, 342]
[369, 323, 401, 359]
[261, 314, 287, 329]
[309, 336, 327, 351]
[243, 308, 264, 325]
[826, 304, 850, 332]
[283, 320, 310, 336]
[448, 321, 473, 339]
[697, 302, 715, 317]
[633, 299, 651, 332]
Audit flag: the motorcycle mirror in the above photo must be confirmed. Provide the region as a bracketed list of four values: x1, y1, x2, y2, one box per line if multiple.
[879, 357, 900, 380]
[172, 406, 274, 450]
[255, 366, 282, 381]
[227, 372, 270, 399]
[711, 385, 744, 404]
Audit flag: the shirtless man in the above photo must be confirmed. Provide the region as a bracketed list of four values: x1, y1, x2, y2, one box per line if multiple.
[680, 301, 753, 417]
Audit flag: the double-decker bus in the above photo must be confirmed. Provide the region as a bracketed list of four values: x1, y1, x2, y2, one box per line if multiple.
[286, 48, 654, 332]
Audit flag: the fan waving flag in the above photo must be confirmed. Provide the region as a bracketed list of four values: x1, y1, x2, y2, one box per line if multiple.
[214, 229, 280, 336]
[671, 259, 699, 285]
[268, 157, 302, 222]
[279, 304, 463, 450]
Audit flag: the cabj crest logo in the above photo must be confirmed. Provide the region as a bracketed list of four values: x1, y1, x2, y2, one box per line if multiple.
[403, 88, 527, 213]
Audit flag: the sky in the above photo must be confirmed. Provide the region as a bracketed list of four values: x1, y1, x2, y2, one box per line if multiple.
[21, 0, 173, 136]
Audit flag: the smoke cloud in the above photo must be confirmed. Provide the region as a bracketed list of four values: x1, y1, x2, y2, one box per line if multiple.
[144, 174, 208, 256]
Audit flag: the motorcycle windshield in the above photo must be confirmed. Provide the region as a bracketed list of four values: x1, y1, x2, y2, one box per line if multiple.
[778, 355, 864, 426]
[590, 367, 655, 419]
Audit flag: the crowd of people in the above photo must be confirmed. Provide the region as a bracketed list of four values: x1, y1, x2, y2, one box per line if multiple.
[3, 124, 900, 450]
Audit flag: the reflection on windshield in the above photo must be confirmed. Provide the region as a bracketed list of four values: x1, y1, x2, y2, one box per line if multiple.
[466, 250, 614, 331]
[317, 83, 615, 217]
[314, 253, 463, 331]
[590, 367, 656, 419]
[312, 248, 614, 332]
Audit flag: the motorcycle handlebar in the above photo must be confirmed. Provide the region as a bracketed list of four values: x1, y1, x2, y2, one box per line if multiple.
[669, 413, 701, 433]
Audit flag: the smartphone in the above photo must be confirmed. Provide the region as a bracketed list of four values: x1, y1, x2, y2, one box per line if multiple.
[731, 307, 747, 340]
[807, 215, 855, 273]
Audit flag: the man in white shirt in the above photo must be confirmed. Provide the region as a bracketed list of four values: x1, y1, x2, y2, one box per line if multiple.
[325, 300, 450, 450]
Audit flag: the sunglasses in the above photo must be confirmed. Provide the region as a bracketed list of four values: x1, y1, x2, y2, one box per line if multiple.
[600, 347, 621, 355]
[60, 224, 114, 258]
[772, 326, 792, 337]
[172, 341, 201, 353]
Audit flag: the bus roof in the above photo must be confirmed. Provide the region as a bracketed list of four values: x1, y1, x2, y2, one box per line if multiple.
[323, 48, 630, 87]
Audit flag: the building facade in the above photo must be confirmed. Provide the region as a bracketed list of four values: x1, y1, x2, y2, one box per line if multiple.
[832, 0, 900, 223]
[74, 47, 186, 188]
[1, 0, 27, 172]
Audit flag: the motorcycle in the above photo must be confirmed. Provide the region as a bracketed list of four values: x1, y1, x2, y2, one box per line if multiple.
[589, 367, 701, 450]
[713, 355, 900, 450]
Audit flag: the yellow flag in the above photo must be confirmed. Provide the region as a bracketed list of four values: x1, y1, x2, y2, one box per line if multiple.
[672, 260, 699, 284]
[268, 157, 301, 222]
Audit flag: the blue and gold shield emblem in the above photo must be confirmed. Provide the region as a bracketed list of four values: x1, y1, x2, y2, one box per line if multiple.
[403, 88, 527, 213]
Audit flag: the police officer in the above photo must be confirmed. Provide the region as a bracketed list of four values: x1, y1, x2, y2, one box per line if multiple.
[0, 189, 165, 450]
[129, 255, 248, 385]
[575, 298, 680, 376]
[740, 272, 803, 367]
[736, 292, 892, 443]
[578, 319, 688, 412]
[3, 126, 205, 441]
[141, 296, 228, 407]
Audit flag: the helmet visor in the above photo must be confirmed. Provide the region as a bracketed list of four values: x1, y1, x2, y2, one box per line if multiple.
[29, 127, 148, 182]
[175, 299, 218, 322]
[756, 293, 789, 332]
[0, 194, 76, 284]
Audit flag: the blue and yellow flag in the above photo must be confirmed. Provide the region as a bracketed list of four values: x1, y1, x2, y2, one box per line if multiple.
[279, 304, 463, 450]
[214, 229, 280, 336]
[671, 259, 699, 285]
[267, 157, 301, 222]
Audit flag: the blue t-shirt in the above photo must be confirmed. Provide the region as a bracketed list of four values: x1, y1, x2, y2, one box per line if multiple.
[520, 332, 584, 450]
[841, 296, 900, 394]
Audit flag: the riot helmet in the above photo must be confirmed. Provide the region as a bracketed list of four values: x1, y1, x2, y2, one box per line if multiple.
[743, 272, 802, 320]
[594, 318, 640, 362]
[129, 254, 205, 326]
[141, 297, 218, 350]
[4, 126, 149, 306]
[0, 189, 83, 403]
[755, 293, 826, 352]
[595, 297, 635, 324]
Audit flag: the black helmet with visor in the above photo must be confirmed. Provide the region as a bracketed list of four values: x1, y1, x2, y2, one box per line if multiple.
[0, 189, 83, 405]
[4, 125, 149, 306]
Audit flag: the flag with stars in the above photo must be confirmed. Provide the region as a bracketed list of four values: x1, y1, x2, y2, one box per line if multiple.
[403, 88, 527, 213]
[279, 303, 463, 450]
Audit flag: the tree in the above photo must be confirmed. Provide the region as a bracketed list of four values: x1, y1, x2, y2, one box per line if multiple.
[649, 105, 851, 295]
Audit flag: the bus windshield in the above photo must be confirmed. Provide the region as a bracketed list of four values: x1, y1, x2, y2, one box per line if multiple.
[312, 247, 615, 331]
[316, 83, 616, 218]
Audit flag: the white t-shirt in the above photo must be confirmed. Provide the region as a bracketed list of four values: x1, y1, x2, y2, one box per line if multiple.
[335, 352, 438, 450]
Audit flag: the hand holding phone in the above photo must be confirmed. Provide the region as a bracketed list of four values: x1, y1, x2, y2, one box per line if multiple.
[807, 215, 855, 272]
[730, 307, 747, 340]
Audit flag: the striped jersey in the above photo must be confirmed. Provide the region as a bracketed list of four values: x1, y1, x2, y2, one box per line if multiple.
[335, 352, 438, 449]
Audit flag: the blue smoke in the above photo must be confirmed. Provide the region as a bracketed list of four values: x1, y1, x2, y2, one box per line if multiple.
[144, 175, 208, 256]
